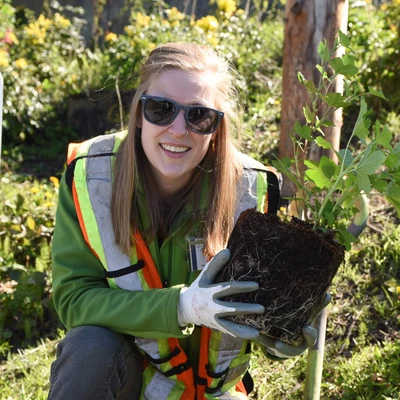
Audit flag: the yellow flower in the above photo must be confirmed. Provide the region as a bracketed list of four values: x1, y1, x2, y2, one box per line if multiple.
[105, 32, 118, 42]
[135, 12, 151, 28]
[15, 58, 28, 69]
[217, 0, 237, 17]
[49, 176, 60, 188]
[54, 13, 71, 28]
[37, 14, 52, 29]
[206, 34, 219, 47]
[25, 22, 47, 44]
[0, 50, 9, 67]
[31, 187, 40, 193]
[195, 16, 219, 31]
[167, 7, 185, 22]
[44, 201, 55, 207]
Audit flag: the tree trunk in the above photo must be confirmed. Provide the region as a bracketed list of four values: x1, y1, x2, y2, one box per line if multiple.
[279, 0, 349, 197]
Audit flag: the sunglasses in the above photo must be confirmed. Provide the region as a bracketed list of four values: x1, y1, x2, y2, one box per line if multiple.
[141, 95, 224, 135]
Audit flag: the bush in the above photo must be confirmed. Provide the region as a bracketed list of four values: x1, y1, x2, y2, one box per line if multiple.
[348, 0, 400, 117]
[0, 172, 62, 356]
[0, 0, 105, 174]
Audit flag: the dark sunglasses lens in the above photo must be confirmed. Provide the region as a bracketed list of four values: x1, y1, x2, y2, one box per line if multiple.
[188, 107, 218, 133]
[144, 98, 176, 124]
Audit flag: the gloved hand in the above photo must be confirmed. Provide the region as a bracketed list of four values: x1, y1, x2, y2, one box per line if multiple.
[177, 249, 264, 340]
[258, 293, 332, 360]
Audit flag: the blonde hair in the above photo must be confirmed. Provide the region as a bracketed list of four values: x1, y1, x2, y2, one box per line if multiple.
[111, 42, 243, 259]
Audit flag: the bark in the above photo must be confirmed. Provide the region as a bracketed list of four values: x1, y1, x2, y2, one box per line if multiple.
[279, 0, 349, 197]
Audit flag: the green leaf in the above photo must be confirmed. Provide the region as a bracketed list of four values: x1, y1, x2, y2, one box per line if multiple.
[316, 64, 328, 81]
[371, 178, 389, 193]
[321, 200, 336, 225]
[368, 87, 388, 100]
[305, 168, 330, 189]
[304, 156, 337, 189]
[375, 124, 393, 150]
[321, 119, 335, 128]
[338, 149, 354, 168]
[336, 229, 356, 251]
[352, 98, 369, 139]
[303, 104, 314, 123]
[320, 156, 339, 179]
[338, 30, 350, 47]
[305, 80, 317, 94]
[329, 57, 358, 77]
[297, 71, 307, 85]
[293, 122, 313, 141]
[385, 153, 400, 169]
[315, 136, 333, 150]
[318, 40, 330, 61]
[356, 173, 371, 194]
[353, 121, 370, 140]
[358, 151, 386, 175]
[386, 184, 400, 216]
[393, 142, 400, 154]
[280, 156, 293, 169]
[323, 92, 348, 108]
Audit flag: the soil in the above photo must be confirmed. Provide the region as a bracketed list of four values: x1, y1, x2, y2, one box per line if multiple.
[216, 208, 345, 346]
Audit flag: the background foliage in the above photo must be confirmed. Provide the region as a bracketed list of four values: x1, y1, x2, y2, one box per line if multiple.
[0, 0, 399, 398]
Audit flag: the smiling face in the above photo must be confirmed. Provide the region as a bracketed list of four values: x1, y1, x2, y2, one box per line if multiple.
[140, 68, 218, 198]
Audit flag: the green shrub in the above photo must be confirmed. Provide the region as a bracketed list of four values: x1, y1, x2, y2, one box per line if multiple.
[348, 0, 400, 117]
[0, 0, 105, 173]
[0, 172, 62, 355]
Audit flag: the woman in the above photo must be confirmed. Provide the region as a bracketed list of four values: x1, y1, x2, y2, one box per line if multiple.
[48, 43, 322, 400]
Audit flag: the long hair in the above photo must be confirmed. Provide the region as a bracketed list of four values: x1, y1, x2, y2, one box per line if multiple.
[111, 42, 243, 259]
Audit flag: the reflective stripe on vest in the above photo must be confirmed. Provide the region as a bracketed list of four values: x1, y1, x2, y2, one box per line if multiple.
[68, 133, 273, 399]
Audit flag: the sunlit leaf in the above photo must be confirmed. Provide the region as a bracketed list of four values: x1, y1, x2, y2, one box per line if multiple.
[315, 136, 333, 150]
[323, 92, 348, 107]
[26, 216, 36, 231]
[368, 87, 388, 100]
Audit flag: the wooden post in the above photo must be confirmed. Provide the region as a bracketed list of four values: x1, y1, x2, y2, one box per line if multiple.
[279, 0, 349, 197]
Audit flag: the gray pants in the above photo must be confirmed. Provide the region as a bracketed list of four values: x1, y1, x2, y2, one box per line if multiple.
[48, 326, 143, 400]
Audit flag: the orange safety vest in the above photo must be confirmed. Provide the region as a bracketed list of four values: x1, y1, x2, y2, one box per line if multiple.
[66, 132, 280, 399]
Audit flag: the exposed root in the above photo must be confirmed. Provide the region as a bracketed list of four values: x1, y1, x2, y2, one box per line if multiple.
[216, 209, 345, 346]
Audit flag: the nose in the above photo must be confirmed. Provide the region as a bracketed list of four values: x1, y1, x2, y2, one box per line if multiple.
[168, 110, 187, 137]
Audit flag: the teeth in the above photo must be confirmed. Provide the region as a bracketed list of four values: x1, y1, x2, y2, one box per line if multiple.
[161, 144, 189, 153]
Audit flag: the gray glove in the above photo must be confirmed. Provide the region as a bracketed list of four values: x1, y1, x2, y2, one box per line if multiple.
[178, 249, 265, 340]
[258, 293, 332, 360]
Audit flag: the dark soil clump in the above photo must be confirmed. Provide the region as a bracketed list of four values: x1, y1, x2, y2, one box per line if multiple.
[217, 208, 345, 346]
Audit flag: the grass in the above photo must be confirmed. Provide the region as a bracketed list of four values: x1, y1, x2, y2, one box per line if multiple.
[0, 334, 62, 400]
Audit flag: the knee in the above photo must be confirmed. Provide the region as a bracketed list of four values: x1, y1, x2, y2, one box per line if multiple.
[49, 327, 143, 399]
[57, 326, 128, 367]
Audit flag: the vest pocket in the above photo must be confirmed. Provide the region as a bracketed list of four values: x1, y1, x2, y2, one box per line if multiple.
[207, 352, 251, 397]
